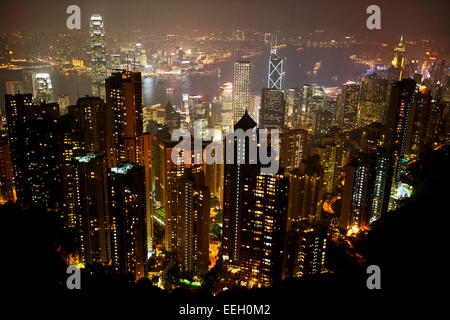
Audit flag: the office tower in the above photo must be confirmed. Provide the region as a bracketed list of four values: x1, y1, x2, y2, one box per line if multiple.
[267, 48, 283, 89]
[312, 138, 337, 194]
[72, 153, 110, 265]
[32, 73, 53, 102]
[299, 84, 313, 130]
[259, 88, 285, 129]
[279, 128, 308, 170]
[391, 36, 406, 81]
[287, 156, 322, 224]
[5, 94, 62, 208]
[108, 163, 147, 280]
[164, 102, 181, 132]
[90, 14, 107, 100]
[222, 112, 259, 264]
[284, 88, 301, 127]
[105, 70, 142, 166]
[0, 133, 14, 203]
[58, 95, 70, 116]
[312, 110, 333, 136]
[233, 61, 251, 123]
[68, 96, 108, 156]
[219, 82, 233, 130]
[284, 222, 329, 278]
[336, 81, 360, 132]
[177, 170, 210, 273]
[358, 74, 388, 127]
[385, 79, 416, 187]
[239, 170, 289, 288]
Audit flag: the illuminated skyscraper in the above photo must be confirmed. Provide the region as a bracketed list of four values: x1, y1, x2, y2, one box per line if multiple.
[72, 153, 110, 265]
[219, 82, 233, 130]
[336, 82, 360, 132]
[108, 163, 147, 280]
[239, 170, 289, 288]
[279, 128, 308, 170]
[177, 170, 210, 273]
[259, 88, 285, 129]
[385, 79, 416, 187]
[267, 48, 283, 89]
[286, 157, 322, 224]
[105, 70, 143, 166]
[358, 74, 388, 127]
[312, 138, 337, 194]
[233, 61, 251, 123]
[68, 96, 108, 156]
[5, 94, 62, 208]
[90, 14, 107, 100]
[391, 37, 406, 81]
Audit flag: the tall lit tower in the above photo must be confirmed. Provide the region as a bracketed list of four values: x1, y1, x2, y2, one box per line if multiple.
[267, 47, 283, 90]
[392, 36, 406, 81]
[233, 61, 251, 124]
[90, 14, 107, 100]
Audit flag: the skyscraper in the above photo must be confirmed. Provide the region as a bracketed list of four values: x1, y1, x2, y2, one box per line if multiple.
[177, 170, 210, 273]
[267, 48, 283, 90]
[385, 79, 416, 188]
[105, 70, 143, 166]
[259, 88, 285, 129]
[108, 163, 147, 280]
[391, 37, 406, 81]
[358, 74, 388, 127]
[233, 61, 251, 124]
[239, 170, 289, 288]
[90, 14, 107, 100]
[336, 81, 360, 132]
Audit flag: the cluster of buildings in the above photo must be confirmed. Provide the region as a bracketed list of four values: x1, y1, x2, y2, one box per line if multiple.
[0, 15, 449, 291]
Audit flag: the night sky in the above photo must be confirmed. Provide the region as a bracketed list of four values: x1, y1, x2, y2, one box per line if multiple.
[0, 0, 449, 40]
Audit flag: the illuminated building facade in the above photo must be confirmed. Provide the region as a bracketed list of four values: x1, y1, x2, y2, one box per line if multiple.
[279, 128, 308, 170]
[72, 153, 110, 265]
[391, 37, 406, 81]
[219, 82, 233, 130]
[285, 223, 329, 278]
[90, 14, 107, 100]
[267, 48, 283, 90]
[336, 82, 360, 132]
[105, 70, 143, 167]
[239, 171, 289, 288]
[233, 61, 251, 124]
[32, 73, 53, 103]
[108, 163, 147, 280]
[177, 170, 210, 273]
[385, 79, 416, 187]
[259, 88, 285, 129]
[358, 74, 388, 127]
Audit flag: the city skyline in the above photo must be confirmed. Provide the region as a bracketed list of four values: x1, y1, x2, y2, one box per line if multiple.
[0, 1, 449, 316]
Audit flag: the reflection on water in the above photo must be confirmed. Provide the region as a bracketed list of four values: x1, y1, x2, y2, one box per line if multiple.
[0, 45, 368, 109]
